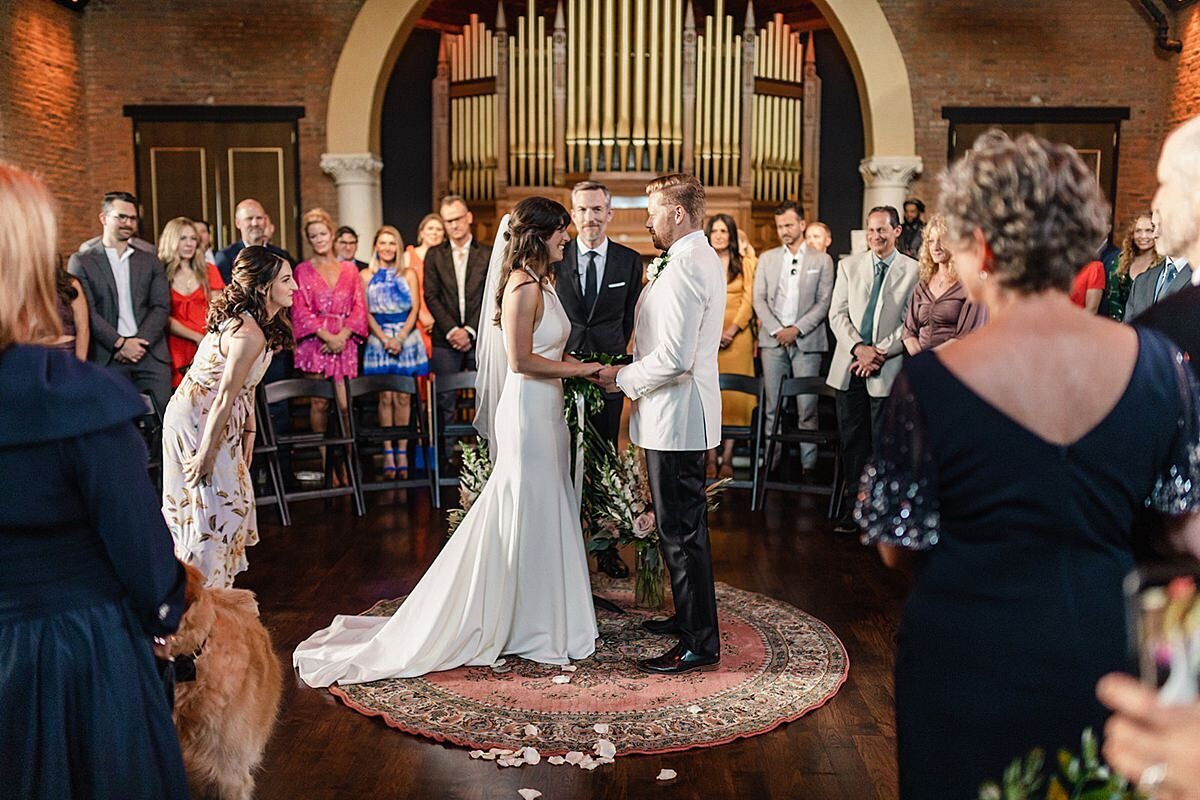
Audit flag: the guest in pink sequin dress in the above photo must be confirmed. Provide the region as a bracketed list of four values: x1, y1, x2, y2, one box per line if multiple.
[293, 209, 368, 483]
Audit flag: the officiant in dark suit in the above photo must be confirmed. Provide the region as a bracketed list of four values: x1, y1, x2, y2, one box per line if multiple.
[424, 195, 491, 430]
[555, 181, 643, 445]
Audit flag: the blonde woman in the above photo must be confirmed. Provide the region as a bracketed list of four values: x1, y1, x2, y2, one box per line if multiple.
[361, 225, 429, 478]
[404, 213, 444, 360]
[902, 213, 986, 355]
[0, 161, 189, 797]
[160, 216, 225, 386]
[1107, 213, 1160, 321]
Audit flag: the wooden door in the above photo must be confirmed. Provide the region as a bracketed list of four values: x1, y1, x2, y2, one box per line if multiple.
[128, 108, 303, 254]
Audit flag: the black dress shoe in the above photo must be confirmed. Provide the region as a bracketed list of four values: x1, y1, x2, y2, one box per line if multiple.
[596, 549, 629, 578]
[636, 642, 720, 675]
[641, 615, 681, 636]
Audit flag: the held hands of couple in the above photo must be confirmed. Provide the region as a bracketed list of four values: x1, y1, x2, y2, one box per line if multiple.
[595, 364, 622, 393]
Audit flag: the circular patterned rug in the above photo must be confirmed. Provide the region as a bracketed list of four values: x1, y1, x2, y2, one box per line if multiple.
[329, 578, 849, 755]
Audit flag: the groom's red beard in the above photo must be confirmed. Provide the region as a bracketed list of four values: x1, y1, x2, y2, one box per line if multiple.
[649, 230, 666, 251]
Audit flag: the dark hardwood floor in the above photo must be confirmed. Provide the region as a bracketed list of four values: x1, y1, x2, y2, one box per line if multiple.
[241, 486, 909, 800]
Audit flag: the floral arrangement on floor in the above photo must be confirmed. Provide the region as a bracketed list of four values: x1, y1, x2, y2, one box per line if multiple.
[448, 354, 728, 608]
[978, 728, 1142, 800]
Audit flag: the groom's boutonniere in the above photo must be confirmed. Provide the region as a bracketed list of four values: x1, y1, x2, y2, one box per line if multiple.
[647, 253, 671, 282]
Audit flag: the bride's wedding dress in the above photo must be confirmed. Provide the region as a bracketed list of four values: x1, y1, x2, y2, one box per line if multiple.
[293, 278, 598, 687]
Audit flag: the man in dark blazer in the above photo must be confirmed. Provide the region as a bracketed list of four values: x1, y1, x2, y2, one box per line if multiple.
[213, 198, 295, 283]
[424, 195, 491, 431]
[554, 181, 643, 445]
[1124, 248, 1191, 322]
[67, 191, 172, 412]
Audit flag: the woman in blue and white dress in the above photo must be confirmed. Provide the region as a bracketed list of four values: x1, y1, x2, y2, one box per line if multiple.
[360, 225, 429, 478]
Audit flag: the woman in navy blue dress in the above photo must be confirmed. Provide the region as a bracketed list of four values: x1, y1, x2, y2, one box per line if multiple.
[857, 132, 1200, 799]
[0, 163, 189, 799]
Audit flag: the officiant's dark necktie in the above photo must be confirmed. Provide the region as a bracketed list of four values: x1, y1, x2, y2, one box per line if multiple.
[859, 260, 888, 345]
[584, 250, 599, 311]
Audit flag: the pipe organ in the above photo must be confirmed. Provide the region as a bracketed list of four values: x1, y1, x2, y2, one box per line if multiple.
[432, 1, 821, 251]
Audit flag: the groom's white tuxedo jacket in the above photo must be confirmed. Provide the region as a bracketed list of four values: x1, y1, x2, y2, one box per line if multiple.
[617, 229, 723, 451]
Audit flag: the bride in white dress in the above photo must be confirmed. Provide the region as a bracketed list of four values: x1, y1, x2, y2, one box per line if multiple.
[294, 197, 601, 687]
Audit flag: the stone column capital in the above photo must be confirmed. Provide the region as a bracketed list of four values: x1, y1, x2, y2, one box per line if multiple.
[320, 153, 384, 184]
[858, 155, 923, 188]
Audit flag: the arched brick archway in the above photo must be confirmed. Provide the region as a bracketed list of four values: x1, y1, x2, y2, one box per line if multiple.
[323, 0, 920, 249]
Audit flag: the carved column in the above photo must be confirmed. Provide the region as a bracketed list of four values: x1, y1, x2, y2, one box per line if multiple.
[859, 155, 923, 227]
[681, 1, 697, 175]
[801, 33, 821, 220]
[552, 1, 568, 187]
[320, 153, 384, 262]
[432, 34, 451, 207]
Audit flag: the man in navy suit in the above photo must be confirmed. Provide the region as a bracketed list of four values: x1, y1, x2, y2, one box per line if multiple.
[68, 191, 172, 411]
[213, 198, 294, 283]
[554, 181, 643, 579]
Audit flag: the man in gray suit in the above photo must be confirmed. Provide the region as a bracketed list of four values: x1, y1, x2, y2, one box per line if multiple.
[753, 201, 834, 473]
[827, 206, 919, 532]
[68, 191, 172, 411]
[1123, 224, 1191, 321]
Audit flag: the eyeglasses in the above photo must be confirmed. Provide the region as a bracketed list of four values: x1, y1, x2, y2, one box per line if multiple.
[442, 213, 469, 225]
[108, 212, 138, 223]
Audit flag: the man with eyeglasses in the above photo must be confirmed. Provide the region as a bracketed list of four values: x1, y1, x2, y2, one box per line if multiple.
[423, 194, 492, 434]
[753, 201, 835, 476]
[68, 191, 172, 412]
[334, 226, 370, 271]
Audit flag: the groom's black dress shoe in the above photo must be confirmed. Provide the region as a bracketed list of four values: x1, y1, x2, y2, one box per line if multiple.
[641, 615, 681, 636]
[596, 549, 629, 579]
[636, 642, 720, 675]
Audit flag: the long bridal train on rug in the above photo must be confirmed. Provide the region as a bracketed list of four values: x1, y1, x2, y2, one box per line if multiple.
[327, 579, 849, 756]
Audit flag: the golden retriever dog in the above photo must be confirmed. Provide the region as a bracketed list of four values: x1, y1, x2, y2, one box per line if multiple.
[169, 563, 283, 800]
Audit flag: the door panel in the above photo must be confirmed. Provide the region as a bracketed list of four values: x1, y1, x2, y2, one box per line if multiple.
[228, 147, 288, 252]
[148, 147, 208, 237]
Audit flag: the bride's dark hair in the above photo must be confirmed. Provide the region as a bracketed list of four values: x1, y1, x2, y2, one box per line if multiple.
[493, 196, 570, 326]
[206, 245, 294, 350]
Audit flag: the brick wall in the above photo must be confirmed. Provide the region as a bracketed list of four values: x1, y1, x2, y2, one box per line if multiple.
[0, 3, 90, 251]
[2, 0, 1197, 251]
[879, 0, 1179, 232]
[1171, 5, 1200, 125]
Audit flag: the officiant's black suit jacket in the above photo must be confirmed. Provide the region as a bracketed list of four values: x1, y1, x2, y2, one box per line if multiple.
[553, 239, 643, 357]
[1135, 282, 1200, 379]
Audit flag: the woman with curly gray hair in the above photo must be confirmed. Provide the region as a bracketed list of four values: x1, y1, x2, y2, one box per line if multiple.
[855, 130, 1200, 798]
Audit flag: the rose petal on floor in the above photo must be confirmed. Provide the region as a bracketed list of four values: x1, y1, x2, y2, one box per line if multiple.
[551, 675, 571, 684]
[521, 747, 541, 765]
[657, 769, 678, 781]
[564, 751, 584, 765]
[593, 723, 610, 734]
[561, 665, 578, 672]
[686, 704, 702, 714]
[523, 724, 539, 737]
[594, 739, 616, 759]
[547, 756, 566, 765]
[518, 790, 542, 800]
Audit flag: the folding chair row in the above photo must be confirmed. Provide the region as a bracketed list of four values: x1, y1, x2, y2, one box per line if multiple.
[756, 375, 846, 519]
[348, 374, 437, 498]
[137, 393, 164, 492]
[427, 370, 480, 509]
[716, 373, 765, 511]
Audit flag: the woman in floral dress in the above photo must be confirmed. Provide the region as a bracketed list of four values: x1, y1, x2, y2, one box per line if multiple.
[162, 247, 296, 588]
[362, 225, 429, 478]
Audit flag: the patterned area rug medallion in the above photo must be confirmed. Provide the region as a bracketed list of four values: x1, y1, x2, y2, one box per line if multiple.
[328, 578, 849, 755]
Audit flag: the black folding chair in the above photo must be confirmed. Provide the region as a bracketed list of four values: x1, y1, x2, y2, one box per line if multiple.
[756, 375, 845, 519]
[428, 370, 479, 508]
[137, 392, 164, 491]
[250, 385, 291, 526]
[348, 375, 436, 500]
[716, 373, 765, 509]
[260, 378, 366, 516]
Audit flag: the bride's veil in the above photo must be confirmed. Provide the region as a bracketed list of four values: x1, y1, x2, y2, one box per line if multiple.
[473, 213, 511, 456]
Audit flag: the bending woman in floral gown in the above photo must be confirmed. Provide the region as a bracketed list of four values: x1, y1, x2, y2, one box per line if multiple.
[162, 246, 297, 588]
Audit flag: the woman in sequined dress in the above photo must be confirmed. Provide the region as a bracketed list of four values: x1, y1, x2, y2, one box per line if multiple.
[857, 131, 1200, 799]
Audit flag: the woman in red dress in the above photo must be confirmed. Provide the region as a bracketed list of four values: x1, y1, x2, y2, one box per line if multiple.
[159, 217, 224, 387]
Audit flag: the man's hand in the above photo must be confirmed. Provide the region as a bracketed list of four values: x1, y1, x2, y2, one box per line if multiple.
[118, 337, 148, 363]
[596, 365, 621, 393]
[852, 343, 885, 376]
[776, 326, 800, 348]
[447, 327, 472, 352]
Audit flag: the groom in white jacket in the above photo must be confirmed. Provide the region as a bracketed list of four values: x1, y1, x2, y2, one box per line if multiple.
[598, 174, 724, 674]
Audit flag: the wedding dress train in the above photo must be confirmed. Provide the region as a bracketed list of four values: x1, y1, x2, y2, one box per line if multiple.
[293, 281, 598, 687]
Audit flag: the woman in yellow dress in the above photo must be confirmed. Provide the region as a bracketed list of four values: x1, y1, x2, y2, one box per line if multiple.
[705, 213, 757, 480]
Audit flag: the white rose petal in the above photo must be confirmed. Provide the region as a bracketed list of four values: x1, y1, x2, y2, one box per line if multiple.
[551, 675, 571, 684]
[686, 704, 702, 714]
[581, 759, 600, 771]
[518, 790, 543, 800]
[548, 756, 566, 765]
[491, 748, 515, 756]
[491, 658, 507, 668]
[594, 739, 617, 759]
[523, 724, 540, 737]
[596, 756, 615, 765]
[481, 753, 497, 760]
[522, 747, 541, 765]
[561, 665, 578, 672]
[498, 757, 517, 767]
[593, 723, 610, 734]
[564, 750, 585, 765]
[657, 768, 678, 781]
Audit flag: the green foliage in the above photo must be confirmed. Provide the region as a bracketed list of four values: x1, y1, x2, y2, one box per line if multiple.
[978, 729, 1142, 800]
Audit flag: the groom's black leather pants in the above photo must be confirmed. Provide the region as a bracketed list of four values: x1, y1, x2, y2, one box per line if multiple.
[644, 449, 720, 657]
